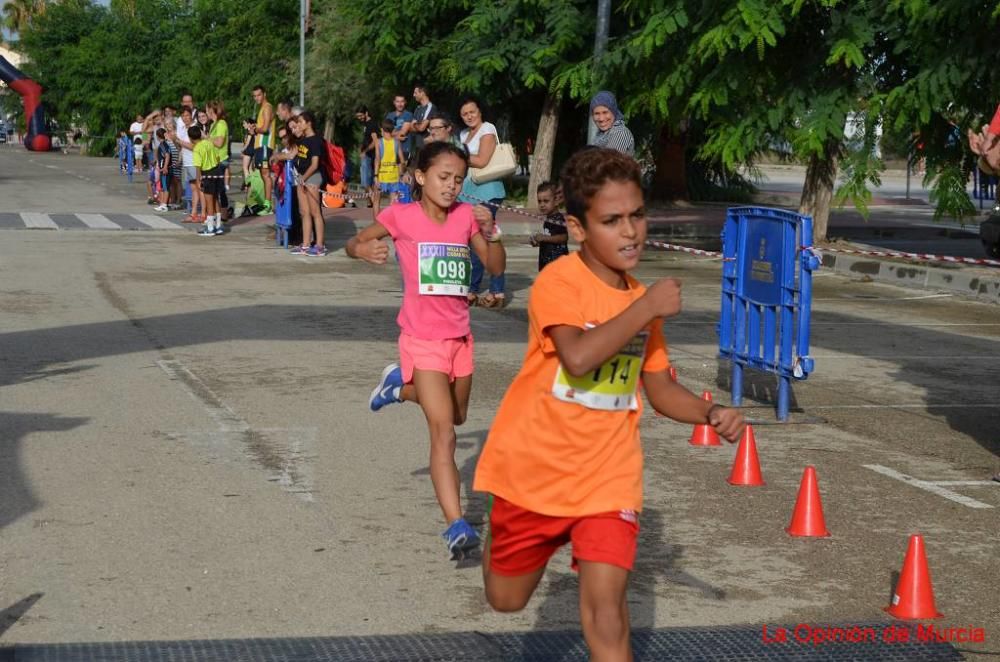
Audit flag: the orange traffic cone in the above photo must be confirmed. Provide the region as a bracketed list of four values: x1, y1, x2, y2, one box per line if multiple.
[669, 366, 678, 382]
[885, 535, 943, 620]
[727, 424, 764, 485]
[689, 391, 721, 446]
[786, 466, 830, 537]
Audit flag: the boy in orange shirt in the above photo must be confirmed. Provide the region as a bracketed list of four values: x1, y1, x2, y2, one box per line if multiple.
[474, 147, 744, 661]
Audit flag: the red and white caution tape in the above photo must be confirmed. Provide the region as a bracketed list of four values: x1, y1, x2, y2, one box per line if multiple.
[812, 245, 1000, 268]
[644, 238, 729, 259]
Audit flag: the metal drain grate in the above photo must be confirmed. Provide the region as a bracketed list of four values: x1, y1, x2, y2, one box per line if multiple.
[0, 623, 963, 661]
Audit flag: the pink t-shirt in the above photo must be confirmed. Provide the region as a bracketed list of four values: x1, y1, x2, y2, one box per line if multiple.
[377, 202, 481, 340]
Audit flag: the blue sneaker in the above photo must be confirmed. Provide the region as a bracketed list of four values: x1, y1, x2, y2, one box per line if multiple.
[442, 518, 480, 560]
[368, 363, 403, 412]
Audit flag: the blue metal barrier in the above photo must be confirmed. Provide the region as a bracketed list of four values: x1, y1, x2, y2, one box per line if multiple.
[274, 161, 293, 247]
[718, 206, 819, 420]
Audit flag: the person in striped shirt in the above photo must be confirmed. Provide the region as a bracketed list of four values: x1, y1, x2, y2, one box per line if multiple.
[588, 91, 635, 157]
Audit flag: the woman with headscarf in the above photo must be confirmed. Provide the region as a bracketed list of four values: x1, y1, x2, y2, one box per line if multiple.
[588, 91, 634, 157]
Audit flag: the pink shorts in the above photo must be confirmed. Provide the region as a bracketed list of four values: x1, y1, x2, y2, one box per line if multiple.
[398, 332, 474, 383]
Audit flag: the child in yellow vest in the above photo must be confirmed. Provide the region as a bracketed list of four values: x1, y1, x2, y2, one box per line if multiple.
[374, 118, 405, 218]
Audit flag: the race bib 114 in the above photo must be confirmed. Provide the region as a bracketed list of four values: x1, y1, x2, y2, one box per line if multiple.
[552, 330, 649, 411]
[418, 242, 471, 295]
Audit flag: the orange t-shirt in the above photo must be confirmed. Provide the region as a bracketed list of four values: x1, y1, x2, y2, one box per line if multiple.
[473, 253, 670, 517]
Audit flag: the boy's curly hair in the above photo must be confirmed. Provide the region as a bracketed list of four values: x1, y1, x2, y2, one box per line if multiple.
[560, 147, 642, 224]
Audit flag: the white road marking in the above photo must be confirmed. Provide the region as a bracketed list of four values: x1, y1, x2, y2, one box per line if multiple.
[926, 480, 999, 487]
[21, 212, 58, 229]
[810, 404, 1000, 409]
[76, 213, 121, 230]
[898, 293, 954, 300]
[863, 464, 994, 509]
[131, 213, 180, 229]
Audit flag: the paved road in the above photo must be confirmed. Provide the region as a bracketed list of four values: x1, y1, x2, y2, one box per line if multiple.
[1, 148, 997, 657]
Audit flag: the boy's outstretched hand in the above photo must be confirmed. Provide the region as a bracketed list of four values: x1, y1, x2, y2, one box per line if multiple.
[641, 278, 683, 319]
[354, 238, 390, 265]
[708, 405, 745, 443]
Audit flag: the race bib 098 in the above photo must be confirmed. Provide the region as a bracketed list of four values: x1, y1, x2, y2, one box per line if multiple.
[418, 242, 471, 295]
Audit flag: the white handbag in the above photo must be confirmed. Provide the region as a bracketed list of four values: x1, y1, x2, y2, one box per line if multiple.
[469, 141, 517, 185]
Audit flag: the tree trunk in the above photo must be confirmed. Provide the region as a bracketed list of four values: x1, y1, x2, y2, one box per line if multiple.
[652, 124, 688, 200]
[527, 92, 560, 209]
[323, 117, 335, 142]
[798, 143, 839, 242]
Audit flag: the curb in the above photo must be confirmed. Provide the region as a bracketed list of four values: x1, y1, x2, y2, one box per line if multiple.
[820, 251, 1000, 304]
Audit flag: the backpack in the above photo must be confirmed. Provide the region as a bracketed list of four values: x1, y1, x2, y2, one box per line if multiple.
[322, 140, 346, 184]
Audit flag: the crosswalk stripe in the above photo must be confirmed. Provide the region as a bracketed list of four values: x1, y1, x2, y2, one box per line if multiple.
[21, 212, 58, 229]
[131, 214, 181, 230]
[76, 213, 121, 230]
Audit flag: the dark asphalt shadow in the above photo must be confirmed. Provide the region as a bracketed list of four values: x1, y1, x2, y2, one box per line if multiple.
[0, 593, 43, 638]
[0, 413, 89, 530]
[0, 304, 533, 391]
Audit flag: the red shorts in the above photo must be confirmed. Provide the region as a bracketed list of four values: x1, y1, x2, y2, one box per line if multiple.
[398, 332, 474, 383]
[486, 494, 639, 576]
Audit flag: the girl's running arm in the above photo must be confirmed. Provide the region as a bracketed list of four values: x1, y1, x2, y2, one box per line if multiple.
[346, 222, 391, 264]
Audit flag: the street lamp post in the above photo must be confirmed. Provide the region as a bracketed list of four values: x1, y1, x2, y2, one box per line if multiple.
[299, 0, 306, 107]
[587, 0, 611, 144]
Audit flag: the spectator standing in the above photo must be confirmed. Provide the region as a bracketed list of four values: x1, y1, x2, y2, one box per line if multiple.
[587, 90, 634, 157]
[374, 118, 405, 219]
[172, 107, 203, 221]
[207, 100, 231, 216]
[458, 97, 507, 308]
[529, 181, 568, 271]
[411, 85, 435, 151]
[132, 135, 144, 172]
[290, 112, 327, 257]
[425, 112, 461, 148]
[195, 109, 211, 134]
[385, 94, 414, 160]
[153, 128, 171, 211]
[129, 114, 144, 140]
[181, 93, 198, 117]
[276, 99, 295, 124]
[355, 106, 380, 208]
[253, 85, 277, 214]
[191, 125, 223, 236]
[167, 132, 182, 208]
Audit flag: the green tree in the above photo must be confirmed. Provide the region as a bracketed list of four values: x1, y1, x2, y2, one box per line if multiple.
[563, 0, 1000, 239]
[16, 0, 299, 154]
[319, 0, 594, 206]
[441, 1, 592, 205]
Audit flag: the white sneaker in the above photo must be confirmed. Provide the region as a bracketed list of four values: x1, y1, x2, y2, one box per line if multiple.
[154, 204, 169, 212]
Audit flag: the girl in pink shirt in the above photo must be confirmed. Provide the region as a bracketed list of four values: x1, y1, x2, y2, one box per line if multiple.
[346, 141, 506, 559]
